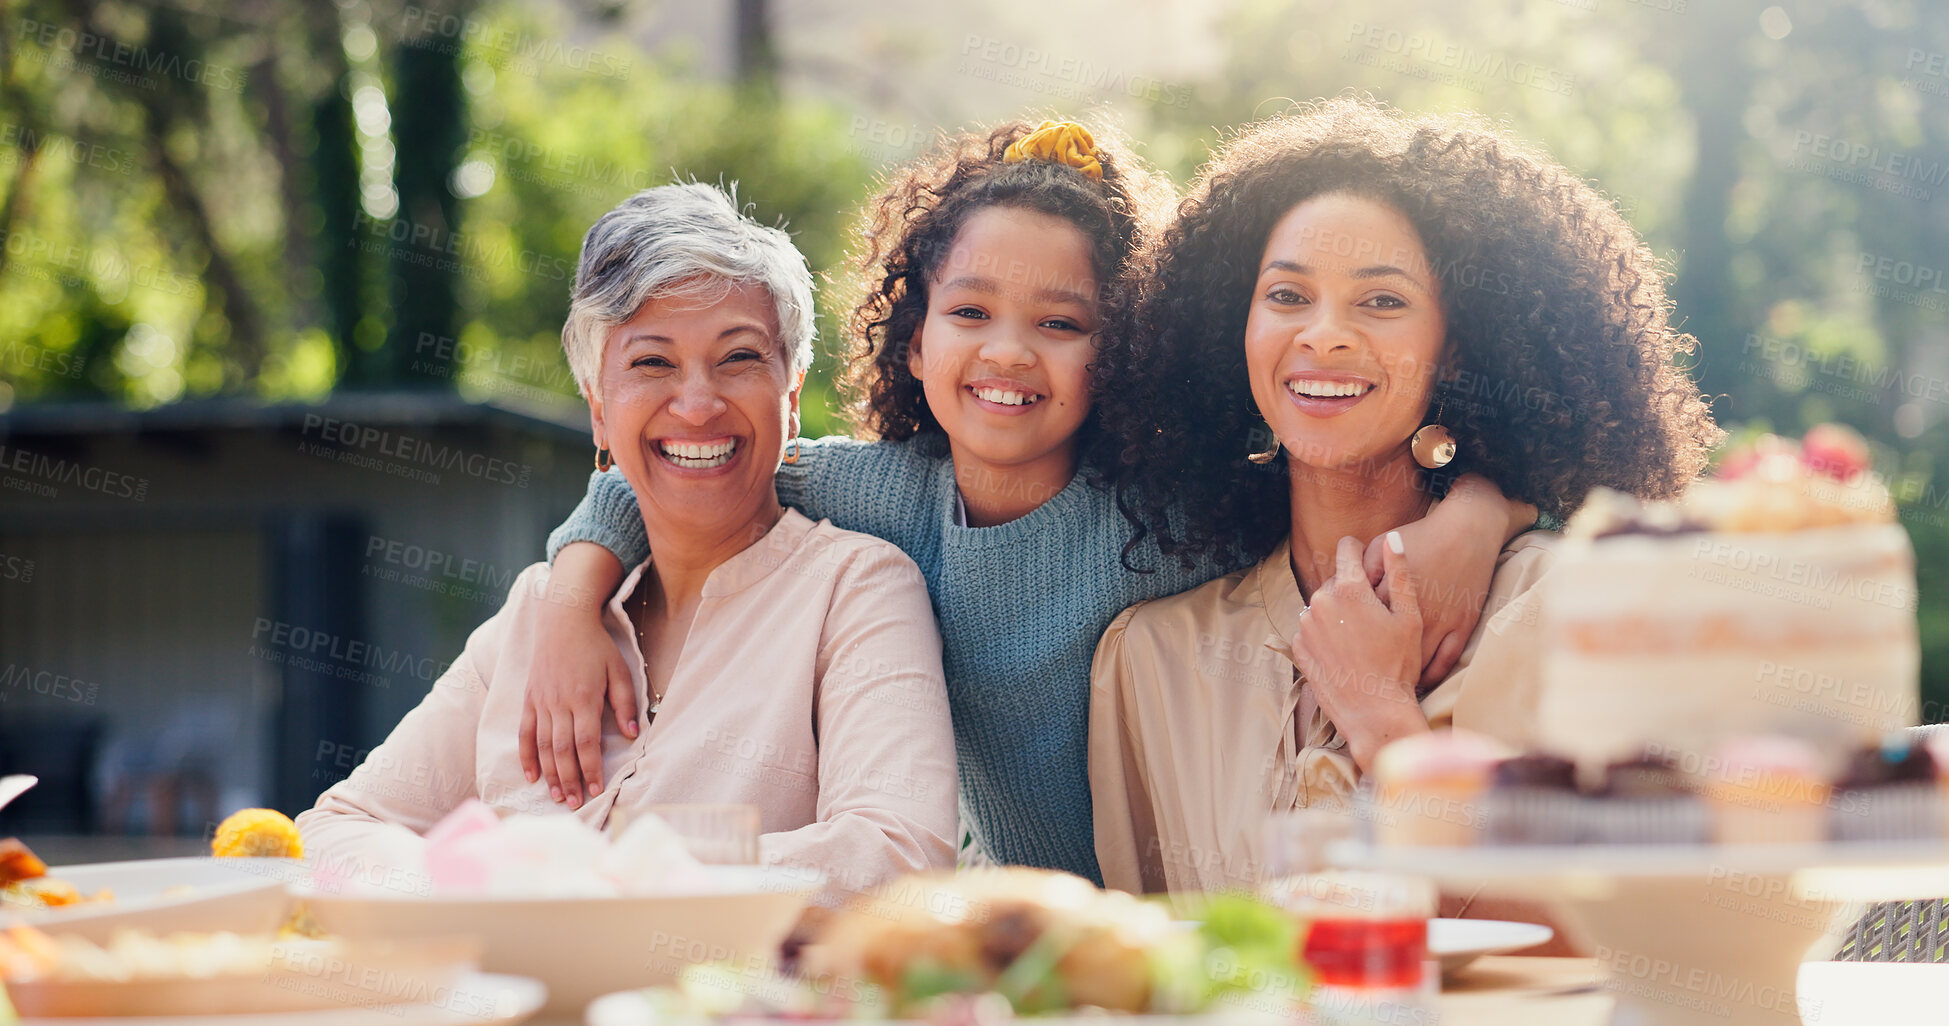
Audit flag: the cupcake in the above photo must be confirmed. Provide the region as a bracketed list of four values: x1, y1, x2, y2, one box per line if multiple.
[1483, 754, 1583, 845]
[1705, 736, 1830, 844]
[1369, 730, 1511, 847]
[1832, 738, 1943, 842]
[1582, 754, 1708, 844]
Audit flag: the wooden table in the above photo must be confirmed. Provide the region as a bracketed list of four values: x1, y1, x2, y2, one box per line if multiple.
[1437, 956, 1610, 1025]
[1434, 955, 1949, 1026]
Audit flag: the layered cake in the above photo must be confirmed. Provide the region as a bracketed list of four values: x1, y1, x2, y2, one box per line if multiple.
[1536, 425, 1919, 770]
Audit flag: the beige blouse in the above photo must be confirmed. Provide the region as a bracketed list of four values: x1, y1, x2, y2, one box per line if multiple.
[298, 509, 959, 898]
[1089, 532, 1555, 894]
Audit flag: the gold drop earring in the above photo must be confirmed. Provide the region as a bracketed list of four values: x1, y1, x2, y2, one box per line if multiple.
[1409, 394, 1457, 470]
[1246, 419, 1281, 464]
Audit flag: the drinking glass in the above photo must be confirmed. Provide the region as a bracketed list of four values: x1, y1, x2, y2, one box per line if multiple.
[1280, 870, 1435, 990]
[1260, 814, 1436, 1026]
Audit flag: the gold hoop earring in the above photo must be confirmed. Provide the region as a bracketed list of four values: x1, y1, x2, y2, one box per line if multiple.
[1410, 395, 1456, 470]
[781, 437, 802, 465]
[595, 447, 613, 472]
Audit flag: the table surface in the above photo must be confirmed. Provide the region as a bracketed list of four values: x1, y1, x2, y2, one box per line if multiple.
[511, 956, 1949, 1026]
[1431, 955, 1949, 1026]
[527, 959, 1613, 1026]
[1436, 956, 1611, 1026]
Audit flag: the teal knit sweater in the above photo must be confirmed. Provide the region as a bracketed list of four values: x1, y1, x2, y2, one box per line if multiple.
[546, 435, 1236, 884]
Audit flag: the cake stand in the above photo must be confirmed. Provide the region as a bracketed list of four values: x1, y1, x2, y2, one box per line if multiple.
[1331, 840, 1949, 1026]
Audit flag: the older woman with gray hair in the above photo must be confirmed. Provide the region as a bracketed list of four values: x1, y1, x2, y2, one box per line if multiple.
[298, 183, 959, 890]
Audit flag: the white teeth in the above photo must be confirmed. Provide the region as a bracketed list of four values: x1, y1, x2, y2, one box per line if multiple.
[972, 386, 1039, 406]
[1286, 380, 1369, 398]
[659, 439, 736, 467]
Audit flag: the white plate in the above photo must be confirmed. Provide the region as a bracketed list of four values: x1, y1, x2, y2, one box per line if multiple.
[20, 970, 545, 1026]
[1426, 917, 1553, 973]
[1, 856, 300, 941]
[297, 867, 819, 1018]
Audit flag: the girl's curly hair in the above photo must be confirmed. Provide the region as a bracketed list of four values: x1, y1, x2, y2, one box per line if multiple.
[1099, 96, 1723, 569]
[839, 119, 1173, 467]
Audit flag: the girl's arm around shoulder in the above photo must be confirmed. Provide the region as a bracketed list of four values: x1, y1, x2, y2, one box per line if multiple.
[545, 437, 906, 567]
[547, 468, 648, 568]
[531, 439, 899, 807]
[776, 435, 942, 542]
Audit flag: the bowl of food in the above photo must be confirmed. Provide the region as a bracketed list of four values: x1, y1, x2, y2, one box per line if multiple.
[1, 847, 300, 944]
[295, 803, 821, 1017]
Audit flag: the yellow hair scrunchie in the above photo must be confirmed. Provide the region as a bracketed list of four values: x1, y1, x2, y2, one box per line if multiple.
[1003, 120, 1103, 181]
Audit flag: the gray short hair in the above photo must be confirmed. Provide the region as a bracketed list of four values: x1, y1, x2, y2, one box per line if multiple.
[561, 182, 816, 394]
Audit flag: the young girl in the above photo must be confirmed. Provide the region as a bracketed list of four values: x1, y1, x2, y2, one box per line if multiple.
[523, 119, 1534, 885]
[1089, 97, 1722, 893]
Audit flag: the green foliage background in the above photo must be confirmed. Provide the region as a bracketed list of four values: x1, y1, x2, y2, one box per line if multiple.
[3, 0, 1947, 710]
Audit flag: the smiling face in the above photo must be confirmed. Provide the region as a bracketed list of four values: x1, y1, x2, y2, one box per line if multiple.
[588, 281, 801, 544]
[907, 205, 1098, 483]
[1244, 193, 1447, 474]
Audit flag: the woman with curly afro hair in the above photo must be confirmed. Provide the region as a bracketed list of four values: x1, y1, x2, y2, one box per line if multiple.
[1089, 97, 1722, 894]
[527, 116, 1525, 885]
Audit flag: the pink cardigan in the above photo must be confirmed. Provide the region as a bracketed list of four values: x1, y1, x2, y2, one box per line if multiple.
[297, 509, 959, 896]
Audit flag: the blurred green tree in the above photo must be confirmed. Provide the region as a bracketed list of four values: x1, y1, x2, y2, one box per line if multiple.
[0, 0, 872, 437]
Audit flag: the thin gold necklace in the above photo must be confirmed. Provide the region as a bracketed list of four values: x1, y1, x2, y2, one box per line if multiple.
[628, 587, 667, 716]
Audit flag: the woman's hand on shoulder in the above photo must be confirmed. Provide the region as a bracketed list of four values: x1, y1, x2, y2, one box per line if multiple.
[518, 542, 635, 808]
[1293, 534, 1429, 772]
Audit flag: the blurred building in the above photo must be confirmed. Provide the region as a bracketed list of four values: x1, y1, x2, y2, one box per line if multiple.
[0, 396, 590, 854]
